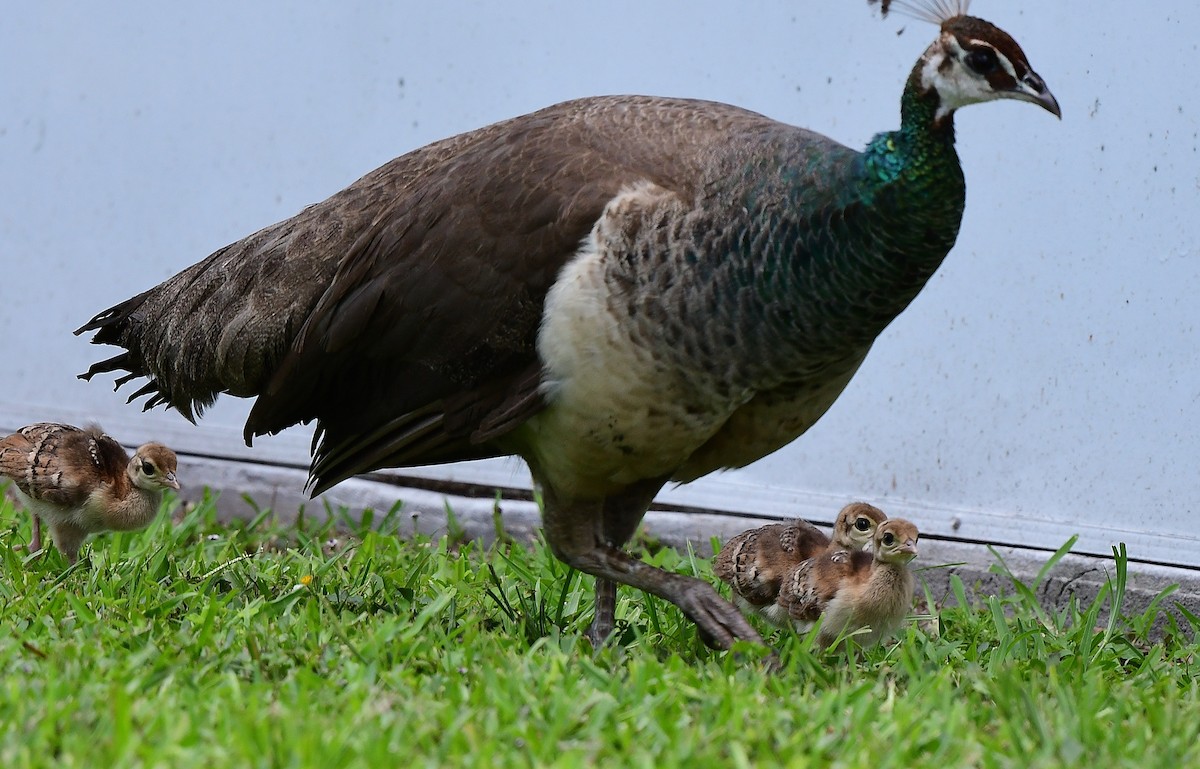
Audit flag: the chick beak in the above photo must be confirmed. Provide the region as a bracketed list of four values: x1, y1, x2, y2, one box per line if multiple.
[899, 539, 919, 557]
[164, 472, 180, 491]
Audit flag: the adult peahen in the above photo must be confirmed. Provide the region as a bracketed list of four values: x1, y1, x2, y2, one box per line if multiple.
[77, 2, 1059, 650]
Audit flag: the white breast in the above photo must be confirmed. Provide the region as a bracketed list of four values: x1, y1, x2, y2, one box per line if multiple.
[519, 183, 739, 498]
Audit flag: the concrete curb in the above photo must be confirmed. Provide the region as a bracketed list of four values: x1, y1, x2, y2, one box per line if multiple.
[181, 454, 1200, 636]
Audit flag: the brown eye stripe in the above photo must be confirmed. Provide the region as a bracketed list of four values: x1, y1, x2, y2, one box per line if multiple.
[945, 15, 1032, 84]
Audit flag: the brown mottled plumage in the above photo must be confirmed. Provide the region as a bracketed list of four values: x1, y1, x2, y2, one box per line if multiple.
[777, 518, 919, 648]
[0, 423, 179, 563]
[714, 502, 887, 626]
[76, 8, 1056, 650]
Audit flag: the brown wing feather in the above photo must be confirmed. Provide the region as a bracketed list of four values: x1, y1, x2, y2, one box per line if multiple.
[714, 521, 830, 607]
[0, 424, 129, 507]
[77, 96, 788, 491]
[780, 549, 872, 623]
[0, 431, 38, 495]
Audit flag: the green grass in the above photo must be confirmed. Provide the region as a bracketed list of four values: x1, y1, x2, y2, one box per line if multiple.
[2, 490, 1199, 768]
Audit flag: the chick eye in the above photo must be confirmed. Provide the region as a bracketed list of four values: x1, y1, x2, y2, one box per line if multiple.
[854, 518, 871, 532]
[965, 48, 999, 75]
[882, 532, 896, 546]
[141, 461, 155, 475]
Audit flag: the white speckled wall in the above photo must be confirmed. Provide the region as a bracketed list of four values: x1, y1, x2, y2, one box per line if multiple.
[2, 1, 1196, 565]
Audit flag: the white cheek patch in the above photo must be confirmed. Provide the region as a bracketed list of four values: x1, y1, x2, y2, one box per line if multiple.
[921, 35, 1014, 119]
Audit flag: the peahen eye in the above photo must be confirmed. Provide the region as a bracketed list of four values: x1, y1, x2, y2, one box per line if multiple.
[855, 517, 871, 532]
[141, 460, 155, 475]
[882, 532, 896, 546]
[965, 48, 999, 75]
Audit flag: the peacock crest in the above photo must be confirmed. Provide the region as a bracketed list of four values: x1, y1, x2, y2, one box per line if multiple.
[872, 0, 972, 23]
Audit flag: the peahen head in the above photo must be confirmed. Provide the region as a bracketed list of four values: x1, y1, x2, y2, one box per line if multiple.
[879, 1, 1060, 126]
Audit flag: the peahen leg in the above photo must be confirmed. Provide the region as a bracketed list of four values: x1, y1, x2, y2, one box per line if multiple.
[586, 476, 667, 647]
[541, 484, 764, 651]
[588, 578, 618, 648]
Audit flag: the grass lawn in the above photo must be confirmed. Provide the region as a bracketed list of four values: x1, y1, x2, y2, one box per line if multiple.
[1, 490, 1199, 768]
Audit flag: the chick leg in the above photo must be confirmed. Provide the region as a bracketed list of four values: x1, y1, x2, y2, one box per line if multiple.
[48, 521, 87, 565]
[30, 514, 43, 554]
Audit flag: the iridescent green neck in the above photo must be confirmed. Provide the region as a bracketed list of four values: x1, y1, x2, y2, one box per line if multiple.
[862, 73, 958, 188]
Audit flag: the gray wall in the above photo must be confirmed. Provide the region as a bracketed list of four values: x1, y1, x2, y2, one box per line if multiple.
[3, 2, 1197, 566]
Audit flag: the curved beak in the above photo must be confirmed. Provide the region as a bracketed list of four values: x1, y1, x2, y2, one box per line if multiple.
[1015, 70, 1061, 119]
[899, 539, 919, 557]
[164, 472, 180, 491]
